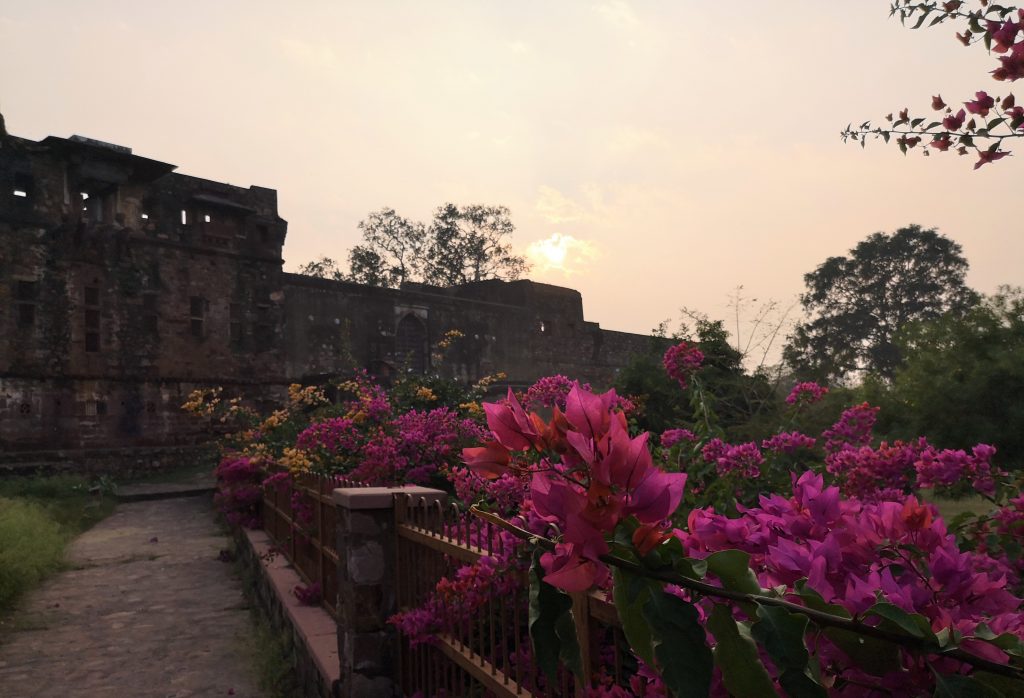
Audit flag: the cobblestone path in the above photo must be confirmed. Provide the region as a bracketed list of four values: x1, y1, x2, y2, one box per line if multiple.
[0, 496, 264, 697]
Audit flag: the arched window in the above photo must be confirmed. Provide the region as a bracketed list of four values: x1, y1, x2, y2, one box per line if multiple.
[395, 314, 427, 374]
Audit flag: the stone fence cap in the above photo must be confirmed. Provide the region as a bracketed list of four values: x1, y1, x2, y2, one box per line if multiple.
[332, 485, 447, 510]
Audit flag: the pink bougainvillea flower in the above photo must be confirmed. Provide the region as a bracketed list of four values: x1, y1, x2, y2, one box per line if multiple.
[965, 91, 996, 116]
[974, 148, 1011, 169]
[932, 95, 946, 110]
[541, 543, 610, 592]
[461, 440, 512, 480]
[931, 134, 953, 151]
[483, 389, 541, 451]
[943, 108, 966, 130]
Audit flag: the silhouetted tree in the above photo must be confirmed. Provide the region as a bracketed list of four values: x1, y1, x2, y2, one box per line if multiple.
[784, 225, 977, 382]
[422, 204, 529, 286]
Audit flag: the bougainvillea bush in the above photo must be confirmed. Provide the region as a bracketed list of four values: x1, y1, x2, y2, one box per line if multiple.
[394, 342, 1024, 696]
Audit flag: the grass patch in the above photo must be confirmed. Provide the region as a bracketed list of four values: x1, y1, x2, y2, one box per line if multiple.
[0, 475, 116, 614]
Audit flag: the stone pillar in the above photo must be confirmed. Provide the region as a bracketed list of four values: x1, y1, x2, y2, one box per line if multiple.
[333, 486, 447, 698]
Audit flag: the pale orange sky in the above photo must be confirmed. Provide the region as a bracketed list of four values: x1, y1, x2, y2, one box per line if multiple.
[2, 2, 1020, 353]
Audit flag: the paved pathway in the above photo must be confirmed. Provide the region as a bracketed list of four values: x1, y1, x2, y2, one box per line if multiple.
[0, 495, 264, 697]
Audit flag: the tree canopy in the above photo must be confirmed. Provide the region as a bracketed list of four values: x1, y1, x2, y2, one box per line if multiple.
[784, 224, 978, 382]
[300, 204, 529, 289]
[864, 287, 1024, 467]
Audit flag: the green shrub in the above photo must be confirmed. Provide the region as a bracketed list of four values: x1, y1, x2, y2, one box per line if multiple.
[0, 497, 65, 612]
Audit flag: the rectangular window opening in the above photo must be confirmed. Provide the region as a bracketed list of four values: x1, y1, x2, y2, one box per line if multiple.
[204, 214, 211, 223]
[13, 190, 27, 198]
[141, 213, 149, 220]
[190, 296, 205, 338]
[181, 209, 188, 225]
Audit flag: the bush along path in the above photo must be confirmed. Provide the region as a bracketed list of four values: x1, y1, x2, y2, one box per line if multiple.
[0, 492, 264, 698]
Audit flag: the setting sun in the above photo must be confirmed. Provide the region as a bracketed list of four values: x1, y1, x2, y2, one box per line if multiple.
[526, 233, 599, 275]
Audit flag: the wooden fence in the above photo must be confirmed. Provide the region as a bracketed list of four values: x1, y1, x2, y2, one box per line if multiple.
[393, 493, 629, 697]
[260, 469, 367, 620]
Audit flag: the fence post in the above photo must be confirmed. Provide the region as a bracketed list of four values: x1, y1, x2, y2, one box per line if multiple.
[333, 486, 447, 698]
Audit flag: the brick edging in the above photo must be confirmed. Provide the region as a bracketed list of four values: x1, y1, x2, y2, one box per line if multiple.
[236, 527, 341, 697]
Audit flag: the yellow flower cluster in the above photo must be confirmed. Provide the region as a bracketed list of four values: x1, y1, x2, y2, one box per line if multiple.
[280, 447, 314, 474]
[260, 409, 289, 432]
[415, 386, 438, 402]
[459, 401, 483, 416]
[241, 442, 271, 462]
[180, 387, 223, 417]
[288, 383, 328, 409]
[473, 372, 507, 391]
[436, 329, 465, 351]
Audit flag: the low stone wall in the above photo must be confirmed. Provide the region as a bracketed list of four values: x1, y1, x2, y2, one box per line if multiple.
[0, 444, 216, 478]
[235, 525, 341, 698]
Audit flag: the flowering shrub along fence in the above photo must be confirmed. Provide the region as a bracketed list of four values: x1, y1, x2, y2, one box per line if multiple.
[188, 339, 1024, 696]
[395, 342, 1024, 697]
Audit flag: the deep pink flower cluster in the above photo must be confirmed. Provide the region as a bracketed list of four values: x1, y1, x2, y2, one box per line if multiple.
[295, 417, 361, 454]
[213, 455, 263, 528]
[293, 582, 322, 606]
[523, 375, 591, 411]
[389, 553, 520, 645]
[785, 381, 829, 406]
[660, 428, 697, 449]
[989, 11, 1024, 81]
[916, 443, 1001, 497]
[825, 438, 932, 502]
[464, 385, 686, 591]
[682, 471, 1024, 693]
[821, 402, 879, 453]
[392, 408, 488, 483]
[761, 430, 817, 454]
[662, 342, 704, 389]
[448, 466, 527, 515]
[701, 438, 764, 478]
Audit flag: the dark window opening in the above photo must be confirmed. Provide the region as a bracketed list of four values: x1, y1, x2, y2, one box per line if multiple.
[19, 402, 31, 415]
[230, 303, 243, 345]
[258, 225, 269, 243]
[84, 286, 100, 352]
[190, 296, 205, 338]
[95, 401, 107, 416]
[17, 304, 35, 329]
[14, 280, 37, 330]
[12, 172, 33, 201]
[145, 401, 156, 414]
[142, 293, 158, 336]
[395, 314, 428, 374]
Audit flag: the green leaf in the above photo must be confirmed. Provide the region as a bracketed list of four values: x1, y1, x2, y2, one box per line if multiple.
[613, 567, 657, 666]
[974, 671, 1024, 697]
[706, 550, 762, 595]
[794, 581, 901, 676]
[554, 606, 584, 680]
[528, 550, 576, 682]
[932, 670, 1005, 698]
[987, 118, 1006, 130]
[867, 602, 938, 643]
[751, 605, 828, 698]
[643, 591, 713, 698]
[707, 604, 778, 698]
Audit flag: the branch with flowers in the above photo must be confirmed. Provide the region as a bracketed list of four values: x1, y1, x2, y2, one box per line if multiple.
[442, 343, 1024, 696]
[843, 2, 1023, 169]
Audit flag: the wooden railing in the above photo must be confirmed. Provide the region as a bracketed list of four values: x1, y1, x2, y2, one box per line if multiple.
[260, 469, 368, 619]
[393, 494, 628, 697]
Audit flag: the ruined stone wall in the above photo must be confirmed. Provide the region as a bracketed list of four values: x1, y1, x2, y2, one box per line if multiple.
[1, 128, 666, 468]
[0, 133, 289, 456]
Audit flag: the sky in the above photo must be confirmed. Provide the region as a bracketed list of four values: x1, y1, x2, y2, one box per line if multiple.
[2, 1, 1020, 359]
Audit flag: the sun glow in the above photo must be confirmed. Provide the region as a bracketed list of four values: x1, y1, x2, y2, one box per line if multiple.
[526, 233, 600, 276]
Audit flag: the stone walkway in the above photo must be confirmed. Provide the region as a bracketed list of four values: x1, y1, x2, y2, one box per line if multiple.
[0, 495, 264, 697]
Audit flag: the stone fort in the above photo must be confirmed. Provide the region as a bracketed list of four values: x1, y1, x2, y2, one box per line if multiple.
[0, 124, 659, 472]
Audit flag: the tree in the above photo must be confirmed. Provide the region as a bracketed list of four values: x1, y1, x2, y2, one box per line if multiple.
[863, 287, 1024, 467]
[347, 207, 426, 287]
[422, 204, 529, 286]
[843, 2, 1023, 169]
[297, 256, 346, 281]
[784, 224, 978, 382]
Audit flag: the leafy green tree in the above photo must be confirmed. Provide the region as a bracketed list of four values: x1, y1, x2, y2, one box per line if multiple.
[297, 256, 345, 281]
[422, 204, 529, 286]
[785, 225, 977, 383]
[863, 287, 1024, 467]
[347, 207, 426, 287]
